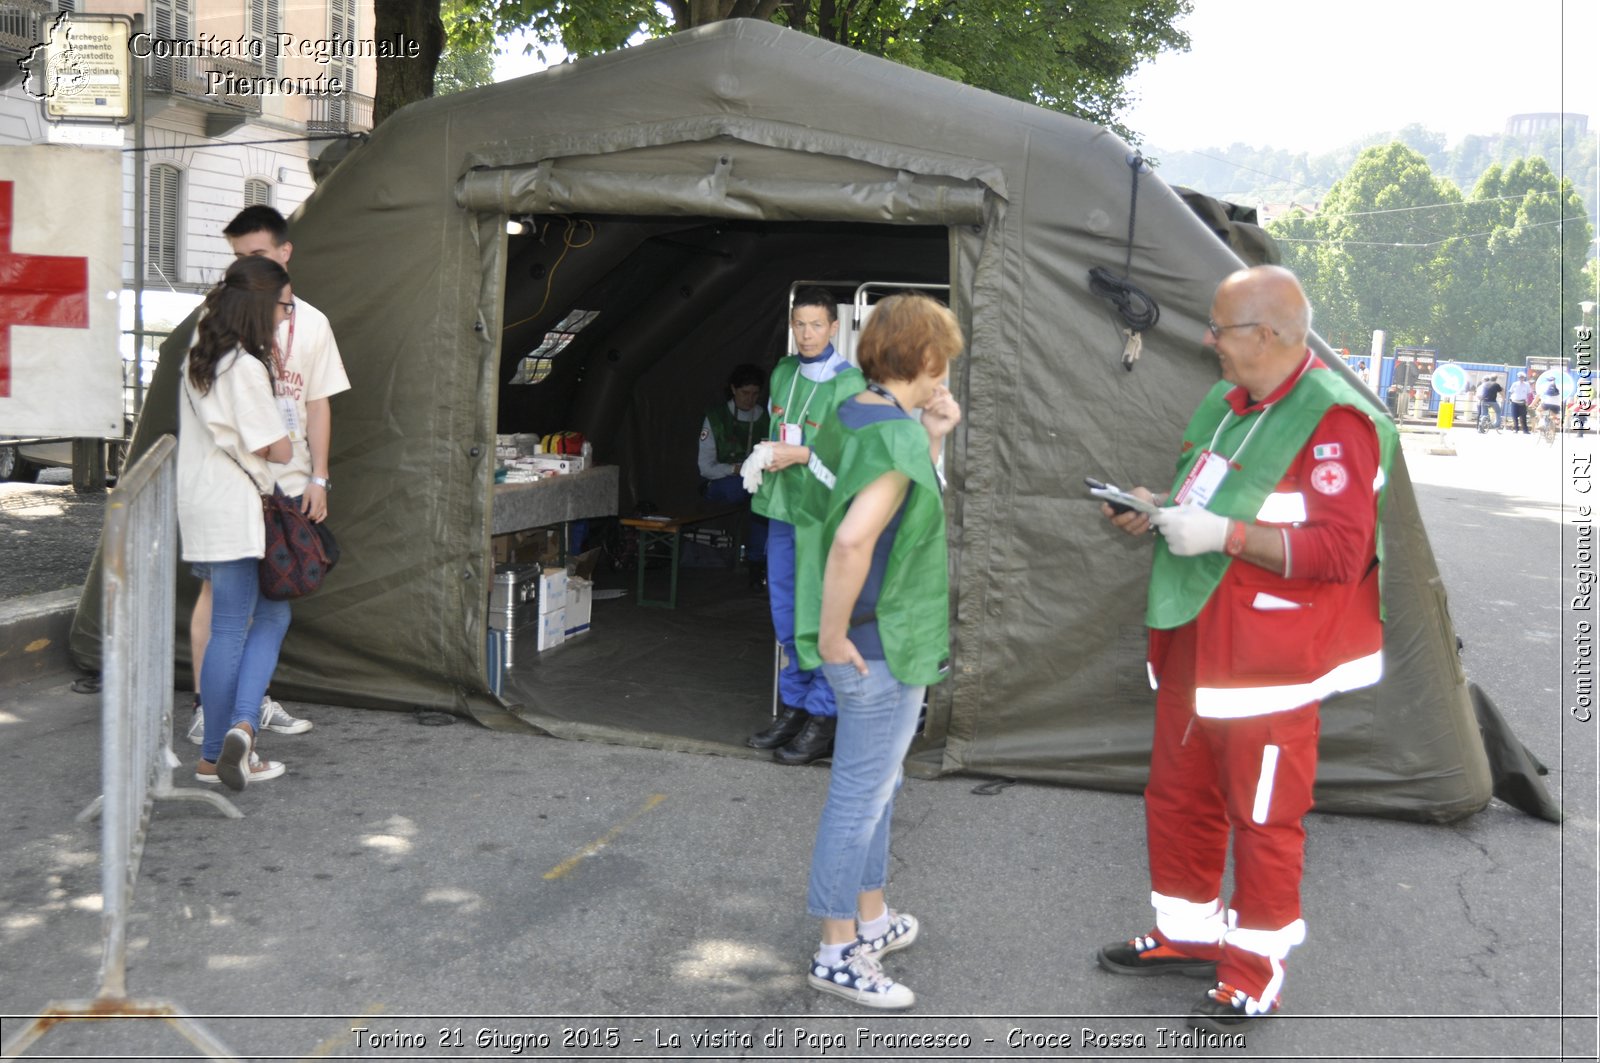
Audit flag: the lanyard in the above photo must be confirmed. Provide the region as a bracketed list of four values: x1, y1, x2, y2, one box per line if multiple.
[1204, 402, 1271, 466]
[781, 361, 823, 429]
[274, 308, 296, 380]
[866, 381, 905, 413]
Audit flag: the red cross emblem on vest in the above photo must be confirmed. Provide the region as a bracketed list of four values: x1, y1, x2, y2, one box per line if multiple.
[1310, 459, 1348, 495]
[0, 181, 90, 398]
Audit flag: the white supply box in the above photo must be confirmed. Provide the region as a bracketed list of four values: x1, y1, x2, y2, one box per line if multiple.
[537, 607, 567, 652]
[529, 454, 586, 475]
[565, 577, 592, 637]
[538, 567, 568, 614]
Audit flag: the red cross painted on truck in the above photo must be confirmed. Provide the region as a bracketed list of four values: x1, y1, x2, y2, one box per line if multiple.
[0, 180, 90, 398]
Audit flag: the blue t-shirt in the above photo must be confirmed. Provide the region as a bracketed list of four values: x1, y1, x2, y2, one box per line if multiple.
[837, 395, 913, 660]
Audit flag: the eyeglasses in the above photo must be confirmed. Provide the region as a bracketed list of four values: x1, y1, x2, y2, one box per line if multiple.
[277, 301, 295, 313]
[1207, 317, 1267, 336]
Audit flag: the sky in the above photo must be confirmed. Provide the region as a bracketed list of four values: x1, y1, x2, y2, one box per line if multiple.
[1121, 0, 1599, 154]
[495, 1, 1599, 159]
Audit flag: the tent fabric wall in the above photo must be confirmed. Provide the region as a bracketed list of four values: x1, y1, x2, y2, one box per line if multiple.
[73, 20, 1504, 820]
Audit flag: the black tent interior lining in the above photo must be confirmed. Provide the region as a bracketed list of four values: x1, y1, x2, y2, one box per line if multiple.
[488, 213, 951, 750]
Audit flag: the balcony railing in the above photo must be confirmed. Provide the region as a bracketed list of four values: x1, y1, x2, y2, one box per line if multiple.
[307, 90, 373, 135]
[145, 53, 263, 134]
[0, 0, 53, 87]
[0, 0, 51, 54]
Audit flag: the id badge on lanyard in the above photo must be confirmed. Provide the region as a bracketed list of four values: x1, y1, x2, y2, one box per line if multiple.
[779, 421, 803, 446]
[1173, 450, 1230, 508]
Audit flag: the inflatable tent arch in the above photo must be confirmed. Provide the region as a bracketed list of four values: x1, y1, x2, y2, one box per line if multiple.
[75, 19, 1516, 822]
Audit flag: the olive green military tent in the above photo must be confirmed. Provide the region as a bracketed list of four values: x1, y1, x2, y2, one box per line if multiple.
[75, 19, 1521, 822]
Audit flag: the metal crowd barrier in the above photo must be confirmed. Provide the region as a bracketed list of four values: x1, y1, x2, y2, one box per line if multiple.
[2, 435, 240, 1061]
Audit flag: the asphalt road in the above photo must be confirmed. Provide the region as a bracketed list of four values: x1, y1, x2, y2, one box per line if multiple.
[0, 468, 102, 599]
[0, 427, 1593, 1062]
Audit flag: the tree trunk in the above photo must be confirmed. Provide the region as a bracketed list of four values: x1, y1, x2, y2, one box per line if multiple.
[373, 0, 446, 128]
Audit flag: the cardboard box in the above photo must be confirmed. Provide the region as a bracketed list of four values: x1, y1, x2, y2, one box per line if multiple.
[538, 567, 568, 614]
[564, 576, 592, 637]
[537, 607, 566, 651]
[491, 529, 560, 566]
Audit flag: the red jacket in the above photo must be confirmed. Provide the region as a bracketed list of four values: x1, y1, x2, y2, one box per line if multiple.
[1152, 397, 1384, 718]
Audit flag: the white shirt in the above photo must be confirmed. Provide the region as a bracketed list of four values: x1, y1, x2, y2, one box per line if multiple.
[177, 351, 286, 561]
[267, 297, 350, 495]
[1508, 380, 1535, 404]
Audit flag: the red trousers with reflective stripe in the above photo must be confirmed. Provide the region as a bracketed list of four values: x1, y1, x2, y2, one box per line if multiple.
[1147, 624, 1320, 1000]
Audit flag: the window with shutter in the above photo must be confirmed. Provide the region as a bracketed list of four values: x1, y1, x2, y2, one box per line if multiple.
[244, 179, 271, 208]
[148, 165, 181, 283]
[249, 0, 280, 78]
[328, 0, 355, 94]
[148, 0, 195, 85]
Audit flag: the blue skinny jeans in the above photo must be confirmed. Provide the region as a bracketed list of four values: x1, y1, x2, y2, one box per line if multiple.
[199, 557, 291, 763]
[806, 659, 925, 919]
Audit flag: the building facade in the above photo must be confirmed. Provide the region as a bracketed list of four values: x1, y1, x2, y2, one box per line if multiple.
[1, 0, 376, 297]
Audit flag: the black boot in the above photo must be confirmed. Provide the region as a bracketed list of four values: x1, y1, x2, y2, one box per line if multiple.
[774, 714, 835, 765]
[747, 706, 808, 749]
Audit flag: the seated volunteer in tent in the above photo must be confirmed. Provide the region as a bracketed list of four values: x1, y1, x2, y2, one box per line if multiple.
[698, 363, 770, 588]
[1096, 265, 1396, 1033]
[178, 256, 299, 791]
[791, 292, 963, 1009]
[744, 287, 866, 765]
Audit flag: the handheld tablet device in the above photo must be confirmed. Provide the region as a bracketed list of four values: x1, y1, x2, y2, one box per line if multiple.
[1085, 477, 1160, 517]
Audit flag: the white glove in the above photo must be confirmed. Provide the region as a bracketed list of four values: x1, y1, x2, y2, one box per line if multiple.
[740, 443, 774, 494]
[1152, 504, 1231, 556]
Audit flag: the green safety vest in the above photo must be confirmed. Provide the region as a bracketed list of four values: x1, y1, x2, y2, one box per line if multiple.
[1147, 366, 1398, 630]
[793, 410, 950, 686]
[705, 401, 769, 466]
[752, 356, 865, 524]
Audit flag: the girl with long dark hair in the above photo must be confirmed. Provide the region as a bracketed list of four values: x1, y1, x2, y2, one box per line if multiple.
[178, 255, 294, 790]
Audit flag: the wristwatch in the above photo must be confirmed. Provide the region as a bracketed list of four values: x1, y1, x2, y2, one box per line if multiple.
[309, 476, 332, 491]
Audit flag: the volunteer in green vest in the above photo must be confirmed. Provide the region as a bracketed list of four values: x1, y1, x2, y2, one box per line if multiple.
[698, 363, 769, 586]
[791, 292, 963, 1009]
[745, 288, 865, 764]
[1095, 266, 1396, 1034]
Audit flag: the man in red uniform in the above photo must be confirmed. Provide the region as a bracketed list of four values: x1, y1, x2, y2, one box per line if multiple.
[1096, 266, 1396, 1032]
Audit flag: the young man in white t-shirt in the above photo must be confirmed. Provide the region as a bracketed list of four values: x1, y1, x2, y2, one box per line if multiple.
[187, 206, 351, 744]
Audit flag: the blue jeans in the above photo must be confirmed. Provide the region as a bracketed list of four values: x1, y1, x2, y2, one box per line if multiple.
[806, 659, 925, 919]
[768, 519, 835, 717]
[703, 475, 766, 561]
[199, 557, 291, 763]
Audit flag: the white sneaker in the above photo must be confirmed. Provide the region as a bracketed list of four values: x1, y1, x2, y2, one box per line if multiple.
[807, 943, 915, 1009]
[260, 697, 312, 735]
[194, 751, 286, 785]
[185, 704, 204, 745]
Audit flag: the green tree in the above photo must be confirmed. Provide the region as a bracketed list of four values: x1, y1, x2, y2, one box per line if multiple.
[389, 0, 1190, 138]
[373, 0, 446, 127]
[1302, 143, 1463, 352]
[434, 1, 497, 96]
[1440, 158, 1594, 363]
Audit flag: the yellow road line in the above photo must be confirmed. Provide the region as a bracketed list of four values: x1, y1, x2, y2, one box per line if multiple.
[544, 794, 668, 880]
[301, 1002, 385, 1059]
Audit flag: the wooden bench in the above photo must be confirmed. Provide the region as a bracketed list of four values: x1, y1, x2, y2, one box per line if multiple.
[620, 501, 748, 608]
